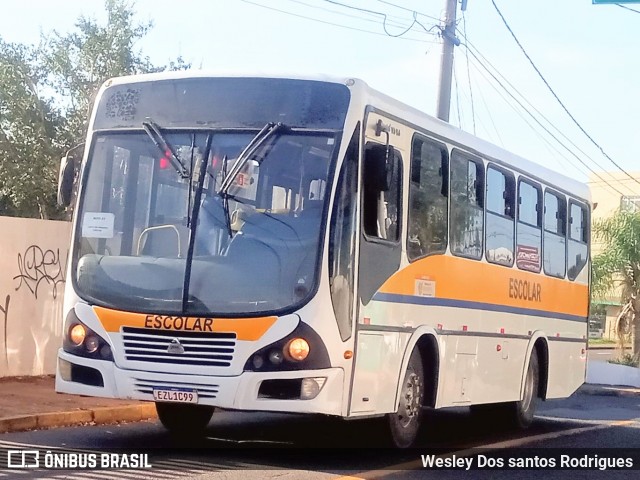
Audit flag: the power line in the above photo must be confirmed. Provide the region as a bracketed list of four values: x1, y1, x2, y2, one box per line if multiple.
[462, 11, 476, 135]
[458, 31, 627, 190]
[466, 51, 592, 180]
[321, 0, 432, 38]
[238, 0, 436, 43]
[374, 0, 442, 22]
[286, 0, 418, 31]
[463, 43, 627, 196]
[491, 0, 640, 188]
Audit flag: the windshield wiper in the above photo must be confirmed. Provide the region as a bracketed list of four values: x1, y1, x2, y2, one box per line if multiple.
[218, 122, 285, 195]
[142, 118, 190, 178]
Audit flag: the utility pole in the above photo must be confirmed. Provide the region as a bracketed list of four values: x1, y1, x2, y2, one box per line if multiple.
[436, 0, 460, 122]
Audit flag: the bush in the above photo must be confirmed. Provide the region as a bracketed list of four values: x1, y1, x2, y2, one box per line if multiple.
[608, 353, 639, 368]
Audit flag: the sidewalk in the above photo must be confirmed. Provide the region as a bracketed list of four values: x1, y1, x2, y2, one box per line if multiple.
[1, 375, 638, 435]
[0, 375, 156, 434]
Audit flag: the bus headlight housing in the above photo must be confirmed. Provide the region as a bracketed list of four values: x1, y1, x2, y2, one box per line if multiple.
[244, 320, 330, 372]
[63, 310, 114, 361]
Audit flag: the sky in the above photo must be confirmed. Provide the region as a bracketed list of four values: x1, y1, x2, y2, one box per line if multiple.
[1, 0, 639, 196]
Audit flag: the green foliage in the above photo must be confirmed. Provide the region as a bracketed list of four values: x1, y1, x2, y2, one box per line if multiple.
[0, 39, 65, 218]
[592, 208, 640, 355]
[0, 0, 190, 219]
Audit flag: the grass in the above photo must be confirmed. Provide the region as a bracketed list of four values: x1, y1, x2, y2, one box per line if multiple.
[588, 338, 616, 346]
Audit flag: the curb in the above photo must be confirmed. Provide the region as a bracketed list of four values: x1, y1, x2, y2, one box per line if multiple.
[579, 384, 640, 398]
[0, 403, 157, 434]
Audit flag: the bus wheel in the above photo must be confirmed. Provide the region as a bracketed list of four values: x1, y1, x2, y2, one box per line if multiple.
[511, 349, 540, 429]
[155, 403, 214, 435]
[387, 349, 425, 448]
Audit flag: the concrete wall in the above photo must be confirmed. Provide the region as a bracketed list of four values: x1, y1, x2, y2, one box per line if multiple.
[0, 216, 71, 377]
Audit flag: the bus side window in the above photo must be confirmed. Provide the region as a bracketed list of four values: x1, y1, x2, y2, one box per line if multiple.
[407, 136, 448, 261]
[568, 201, 589, 281]
[450, 150, 484, 260]
[516, 179, 542, 272]
[543, 191, 566, 278]
[486, 166, 515, 266]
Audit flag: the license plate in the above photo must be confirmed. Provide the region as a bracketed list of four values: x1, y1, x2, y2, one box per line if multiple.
[152, 388, 198, 403]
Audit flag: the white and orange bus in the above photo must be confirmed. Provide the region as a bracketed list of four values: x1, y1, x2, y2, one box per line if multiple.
[56, 72, 589, 447]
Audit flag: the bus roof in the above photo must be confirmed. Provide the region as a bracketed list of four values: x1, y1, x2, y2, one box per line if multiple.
[100, 71, 591, 203]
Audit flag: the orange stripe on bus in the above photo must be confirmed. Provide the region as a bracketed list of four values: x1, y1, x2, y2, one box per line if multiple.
[93, 306, 277, 341]
[378, 256, 588, 318]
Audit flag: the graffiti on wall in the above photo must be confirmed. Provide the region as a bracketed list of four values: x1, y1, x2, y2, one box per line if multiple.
[13, 245, 67, 299]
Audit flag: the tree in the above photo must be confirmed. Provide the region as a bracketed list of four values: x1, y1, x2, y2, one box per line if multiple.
[592, 208, 640, 360]
[42, 0, 188, 148]
[0, 0, 189, 219]
[0, 40, 64, 219]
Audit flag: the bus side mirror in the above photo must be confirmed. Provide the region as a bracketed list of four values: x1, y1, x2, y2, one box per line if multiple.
[57, 155, 76, 207]
[365, 143, 394, 192]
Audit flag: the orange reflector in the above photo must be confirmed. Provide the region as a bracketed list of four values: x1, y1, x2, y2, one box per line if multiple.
[462, 325, 468, 332]
[363, 317, 370, 325]
[344, 350, 353, 360]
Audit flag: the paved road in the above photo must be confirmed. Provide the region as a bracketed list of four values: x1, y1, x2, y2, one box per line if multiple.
[587, 347, 630, 363]
[1, 390, 639, 479]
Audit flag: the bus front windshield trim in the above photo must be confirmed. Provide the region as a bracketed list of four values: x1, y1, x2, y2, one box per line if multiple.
[74, 128, 337, 316]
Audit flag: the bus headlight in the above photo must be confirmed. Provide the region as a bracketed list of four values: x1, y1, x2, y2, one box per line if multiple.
[286, 338, 310, 361]
[69, 324, 87, 346]
[243, 320, 330, 372]
[63, 310, 114, 361]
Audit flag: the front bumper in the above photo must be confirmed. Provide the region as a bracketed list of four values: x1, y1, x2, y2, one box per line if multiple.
[55, 349, 344, 416]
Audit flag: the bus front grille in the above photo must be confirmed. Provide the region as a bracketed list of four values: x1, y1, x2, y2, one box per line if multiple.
[121, 327, 236, 367]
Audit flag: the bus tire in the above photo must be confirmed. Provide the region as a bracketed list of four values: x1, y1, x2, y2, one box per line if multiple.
[387, 348, 425, 448]
[155, 403, 214, 435]
[511, 349, 540, 429]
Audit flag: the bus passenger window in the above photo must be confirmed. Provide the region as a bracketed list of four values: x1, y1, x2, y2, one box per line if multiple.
[486, 166, 515, 266]
[516, 180, 542, 272]
[450, 151, 483, 259]
[543, 192, 566, 278]
[568, 202, 589, 281]
[407, 137, 448, 261]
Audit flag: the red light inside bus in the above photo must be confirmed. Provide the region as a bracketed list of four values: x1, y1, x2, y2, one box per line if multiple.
[159, 150, 172, 169]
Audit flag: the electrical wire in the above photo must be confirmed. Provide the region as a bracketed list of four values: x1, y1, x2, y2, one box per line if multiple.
[374, 0, 442, 23]
[453, 61, 463, 129]
[463, 43, 627, 196]
[458, 30, 630, 191]
[467, 52, 591, 179]
[491, 0, 640, 187]
[285, 0, 418, 31]
[321, 0, 432, 38]
[462, 11, 476, 135]
[238, 0, 437, 43]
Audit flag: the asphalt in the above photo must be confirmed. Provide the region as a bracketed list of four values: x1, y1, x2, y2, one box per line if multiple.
[0, 374, 638, 435]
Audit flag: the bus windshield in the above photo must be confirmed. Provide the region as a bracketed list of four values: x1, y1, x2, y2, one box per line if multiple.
[74, 129, 337, 316]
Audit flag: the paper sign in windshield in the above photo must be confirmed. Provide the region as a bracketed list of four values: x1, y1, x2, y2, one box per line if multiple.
[82, 212, 115, 238]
